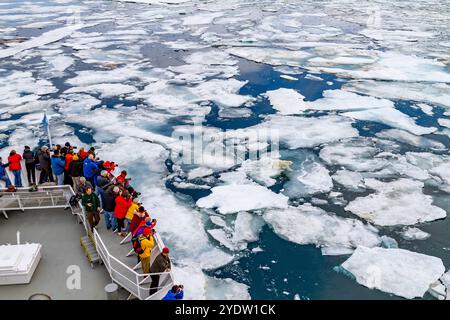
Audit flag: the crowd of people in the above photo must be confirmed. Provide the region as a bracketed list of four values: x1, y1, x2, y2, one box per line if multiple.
[0, 142, 183, 300]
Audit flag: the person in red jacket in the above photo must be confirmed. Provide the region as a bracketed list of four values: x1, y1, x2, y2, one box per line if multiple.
[114, 190, 132, 236]
[8, 150, 23, 187]
[116, 170, 129, 187]
[64, 150, 74, 185]
[129, 206, 149, 235]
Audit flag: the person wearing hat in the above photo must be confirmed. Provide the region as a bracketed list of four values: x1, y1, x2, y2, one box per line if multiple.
[63, 149, 74, 185]
[125, 198, 140, 233]
[69, 154, 83, 191]
[22, 146, 36, 185]
[138, 228, 155, 274]
[81, 186, 101, 232]
[61, 142, 71, 157]
[149, 247, 171, 295]
[130, 206, 149, 235]
[37, 146, 53, 184]
[162, 285, 184, 300]
[8, 150, 22, 187]
[50, 149, 65, 185]
[0, 157, 12, 188]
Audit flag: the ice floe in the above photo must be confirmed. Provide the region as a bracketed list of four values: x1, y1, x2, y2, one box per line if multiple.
[283, 160, 333, 197]
[376, 129, 445, 151]
[264, 205, 380, 254]
[197, 183, 289, 214]
[400, 227, 431, 241]
[345, 178, 447, 226]
[341, 246, 445, 299]
[332, 170, 366, 192]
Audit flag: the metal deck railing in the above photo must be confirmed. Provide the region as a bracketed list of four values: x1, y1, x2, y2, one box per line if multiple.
[0, 185, 174, 300]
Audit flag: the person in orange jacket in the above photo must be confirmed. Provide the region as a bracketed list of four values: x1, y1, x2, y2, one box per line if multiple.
[8, 150, 22, 187]
[114, 190, 132, 236]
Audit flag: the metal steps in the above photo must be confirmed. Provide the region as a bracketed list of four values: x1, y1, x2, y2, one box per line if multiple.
[80, 234, 100, 268]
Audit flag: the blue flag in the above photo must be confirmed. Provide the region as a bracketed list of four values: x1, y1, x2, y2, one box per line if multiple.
[42, 113, 48, 127]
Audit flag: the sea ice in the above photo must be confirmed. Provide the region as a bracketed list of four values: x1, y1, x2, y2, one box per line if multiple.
[400, 227, 431, 241]
[343, 108, 436, 135]
[332, 170, 365, 192]
[341, 246, 445, 299]
[376, 129, 445, 150]
[264, 205, 380, 254]
[197, 183, 289, 214]
[345, 178, 446, 226]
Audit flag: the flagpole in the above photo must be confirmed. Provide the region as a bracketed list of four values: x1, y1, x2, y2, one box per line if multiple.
[43, 110, 52, 147]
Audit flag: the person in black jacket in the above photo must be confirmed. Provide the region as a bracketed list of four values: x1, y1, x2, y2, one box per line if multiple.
[37, 146, 54, 184]
[102, 185, 119, 230]
[23, 146, 36, 185]
[69, 154, 84, 191]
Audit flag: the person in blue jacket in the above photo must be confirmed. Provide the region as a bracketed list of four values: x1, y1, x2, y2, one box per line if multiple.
[51, 150, 65, 185]
[0, 157, 12, 188]
[162, 285, 184, 300]
[83, 154, 99, 189]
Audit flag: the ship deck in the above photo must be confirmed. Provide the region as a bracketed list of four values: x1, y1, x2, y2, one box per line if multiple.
[0, 208, 130, 300]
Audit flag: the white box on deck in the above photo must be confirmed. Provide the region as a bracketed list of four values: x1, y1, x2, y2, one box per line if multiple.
[0, 243, 41, 285]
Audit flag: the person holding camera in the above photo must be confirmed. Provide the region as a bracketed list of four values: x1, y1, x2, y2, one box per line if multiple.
[0, 157, 12, 188]
[7, 150, 23, 187]
[162, 285, 184, 300]
[37, 146, 54, 184]
[81, 186, 101, 232]
[69, 154, 84, 191]
[23, 146, 36, 186]
[114, 189, 132, 237]
[51, 150, 65, 186]
[149, 247, 171, 295]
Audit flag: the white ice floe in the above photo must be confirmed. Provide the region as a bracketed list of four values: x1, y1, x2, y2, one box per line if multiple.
[64, 83, 137, 98]
[265, 88, 307, 115]
[319, 138, 389, 172]
[264, 205, 380, 254]
[239, 153, 286, 187]
[197, 183, 289, 214]
[438, 118, 450, 129]
[0, 70, 57, 108]
[207, 212, 264, 251]
[42, 55, 74, 73]
[332, 170, 366, 192]
[280, 74, 298, 81]
[256, 115, 358, 149]
[400, 227, 431, 241]
[187, 167, 214, 180]
[345, 178, 446, 226]
[0, 24, 90, 59]
[265, 88, 394, 115]
[376, 129, 445, 150]
[283, 161, 333, 197]
[343, 107, 436, 135]
[416, 103, 434, 116]
[341, 246, 445, 299]
[227, 47, 311, 67]
[344, 81, 450, 109]
[173, 265, 250, 300]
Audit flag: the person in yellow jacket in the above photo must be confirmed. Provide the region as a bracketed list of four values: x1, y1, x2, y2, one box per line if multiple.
[125, 198, 140, 233]
[139, 228, 155, 274]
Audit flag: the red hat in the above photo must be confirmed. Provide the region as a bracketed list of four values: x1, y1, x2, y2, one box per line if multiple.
[162, 247, 170, 254]
[143, 228, 151, 237]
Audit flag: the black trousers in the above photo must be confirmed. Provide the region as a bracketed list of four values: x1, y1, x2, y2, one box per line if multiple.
[117, 218, 125, 232]
[39, 167, 54, 184]
[25, 163, 36, 184]
[149, 274, 160, 296]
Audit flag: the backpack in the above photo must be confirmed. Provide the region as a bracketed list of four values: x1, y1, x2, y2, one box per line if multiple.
[69, 194, 81, 207]
[6, 185, 17, 192]
[132, 235, 144, 255]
